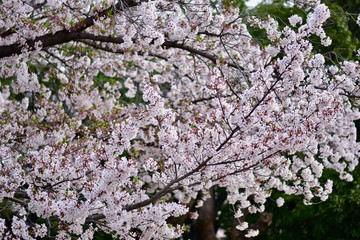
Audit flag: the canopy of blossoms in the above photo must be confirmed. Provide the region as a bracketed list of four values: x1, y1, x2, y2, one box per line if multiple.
[0, 0, 359, 239]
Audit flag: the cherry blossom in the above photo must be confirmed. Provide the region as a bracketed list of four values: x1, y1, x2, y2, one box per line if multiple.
[0, 0, 359, 239]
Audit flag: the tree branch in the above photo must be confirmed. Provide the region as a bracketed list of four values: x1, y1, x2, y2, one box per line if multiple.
[0, 0, 137, 59]
[162, 41, 244, 70]
[1, 19, 245, 75]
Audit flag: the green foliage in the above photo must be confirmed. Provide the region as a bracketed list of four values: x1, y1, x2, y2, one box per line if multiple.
[248, 1, 304, 47]
[259, 167, 360, 240]
[247, 0, 360, 62]
[94, 72, 144, 105]
[0, 200, 13, 219]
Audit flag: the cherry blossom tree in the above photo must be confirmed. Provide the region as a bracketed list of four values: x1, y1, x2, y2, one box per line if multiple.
[0, 0, 359, 239]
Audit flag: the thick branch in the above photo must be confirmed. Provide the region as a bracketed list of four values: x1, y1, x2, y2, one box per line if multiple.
[1, 32, 246, 73]
[0, 0, 137, 59]
[0, 28, 16, 38]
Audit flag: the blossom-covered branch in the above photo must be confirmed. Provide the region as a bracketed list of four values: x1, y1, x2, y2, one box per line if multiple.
[0, 0, 359, 239]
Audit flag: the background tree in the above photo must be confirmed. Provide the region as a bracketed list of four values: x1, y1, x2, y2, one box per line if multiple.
[258, 167, 360, 240]
[248, 0, 360, 62]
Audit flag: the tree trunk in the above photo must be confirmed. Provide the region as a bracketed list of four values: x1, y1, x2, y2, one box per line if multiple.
[191, 188, 216, 240]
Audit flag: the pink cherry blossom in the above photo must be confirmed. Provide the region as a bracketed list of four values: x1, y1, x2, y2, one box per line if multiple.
[0, 0, 359, 239]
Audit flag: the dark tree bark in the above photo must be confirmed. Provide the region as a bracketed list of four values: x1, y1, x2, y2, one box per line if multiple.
[191, 188, 216, 240]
